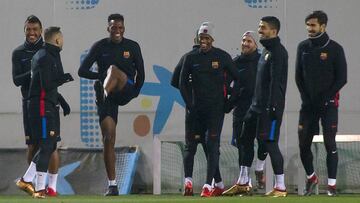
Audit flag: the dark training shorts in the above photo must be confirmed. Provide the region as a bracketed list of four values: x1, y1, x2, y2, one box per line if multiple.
[256, 108, 284, 142]
[97, 80, 136, 123]
[27, 99, 61, 144]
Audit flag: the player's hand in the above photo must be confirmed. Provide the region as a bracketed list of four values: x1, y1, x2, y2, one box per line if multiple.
[61, 101, 71, 116]
[59, 73, 74, 85]
[58, 94, 71, 116]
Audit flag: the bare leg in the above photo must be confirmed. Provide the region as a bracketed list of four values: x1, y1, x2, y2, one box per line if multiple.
[48, 150, 59, 174]
[103, 65, 128, 95]
[27, 144, 36, 164]
[100, 116, 117, 181]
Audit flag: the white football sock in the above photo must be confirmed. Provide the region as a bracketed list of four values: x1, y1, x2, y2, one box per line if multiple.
[255, 159, 265, 171]
[215, 181, 224, 189]
[23, 162, 36, 183]
[274, 174, 286, 190]
[248, 178, 253, 187]
[237, 166, 249, 185]
[35, 172, 47, 191]
[184, 177, 193, 184]
[202, 184, 212, 190]
[108, 179, 117, 186]
[328, 178, 336, 186]
[48, 173, 58, 191]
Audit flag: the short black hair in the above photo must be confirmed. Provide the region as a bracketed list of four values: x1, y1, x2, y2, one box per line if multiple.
[44, 26, 61, 42]
[305, 10, 328, 26]
[108, 13, 124, 23]
[261, 16, 281, 34]
[25, 15, 42, 29]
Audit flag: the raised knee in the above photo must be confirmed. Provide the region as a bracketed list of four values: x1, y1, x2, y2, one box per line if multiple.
[108, 65, 116, 75]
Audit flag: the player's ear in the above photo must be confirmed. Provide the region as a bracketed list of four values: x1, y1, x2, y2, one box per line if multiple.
[55, 34, 63, 47]
[107, 26, 110, 33]
[55, 37, 59, 46]
[320, 24, 326, 32]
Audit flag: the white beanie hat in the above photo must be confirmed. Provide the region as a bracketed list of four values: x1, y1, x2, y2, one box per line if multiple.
[242, 30, 259, 46]
[198, 22, 214, 39]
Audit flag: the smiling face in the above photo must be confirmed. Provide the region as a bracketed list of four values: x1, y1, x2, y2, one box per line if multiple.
[306, 18, 326, 37]
[24, 22, 42, 44]
[199, 34, 213, 52]
[108, 19, 125, 43]
[241, 35, 257, 55]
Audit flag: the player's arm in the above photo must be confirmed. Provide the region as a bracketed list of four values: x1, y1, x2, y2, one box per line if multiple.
[58, 93, 71, 116]
[268, 49, 283, 108]
[224, 54, 241, 81]
[171, 55, 185, 89]
[179, 55, 193, 109]
[133, 42, 145, 97]
[323, 45, 347, 102]
[295, 43, 310, 104]
[223, 55, 242, 112]
[78, 42, 101, 80]
[224, 54, 243, 100]
[231, 66, 250, 104]
[12, 50, 30, 87]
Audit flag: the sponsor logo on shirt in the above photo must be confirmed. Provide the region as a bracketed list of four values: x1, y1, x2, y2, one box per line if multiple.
[123, 51, 130, 59]
[320, 52, 328, 60]
[212, 61, 219, 69]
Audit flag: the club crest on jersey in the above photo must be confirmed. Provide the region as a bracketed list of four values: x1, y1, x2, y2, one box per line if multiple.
[320, 52, 328, 60]
[123, 51, 130, 59]
[212, 61, 219, 69]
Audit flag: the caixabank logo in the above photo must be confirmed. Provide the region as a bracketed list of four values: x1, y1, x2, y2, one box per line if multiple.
[244, 0, 278, 8]
[66, 0, 100, 10]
